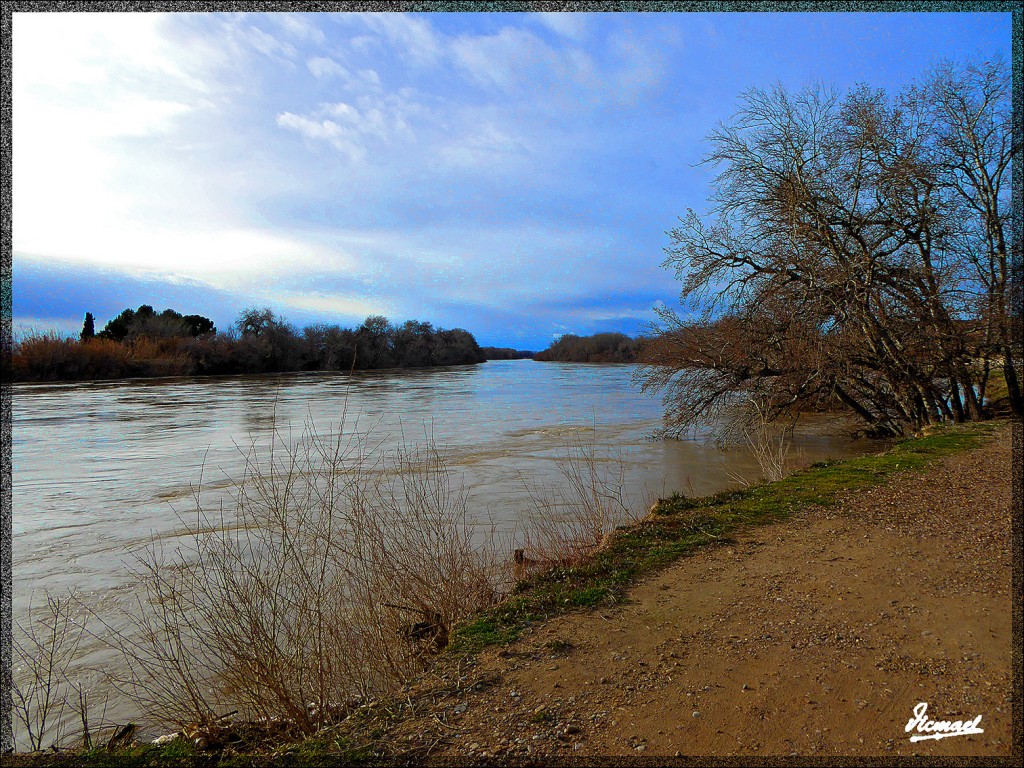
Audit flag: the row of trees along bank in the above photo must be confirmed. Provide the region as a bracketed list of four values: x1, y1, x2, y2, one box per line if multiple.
[637, 58, 1022, 437]
[12, 306, 486, 382]
[533, 332, 641, 362]
[480, 347, 535, 360]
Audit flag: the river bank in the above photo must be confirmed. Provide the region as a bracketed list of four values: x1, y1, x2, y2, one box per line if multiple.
[409, 420, 1015, 760]
[7, 418, 1015, 764]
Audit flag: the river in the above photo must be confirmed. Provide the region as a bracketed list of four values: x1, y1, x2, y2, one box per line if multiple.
[11, 360, 875, 746]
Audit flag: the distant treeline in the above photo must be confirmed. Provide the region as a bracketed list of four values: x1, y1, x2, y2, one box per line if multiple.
[533, 332, 642, 363]
[481, 347, 534, 360]
[12, 306, 486, 382]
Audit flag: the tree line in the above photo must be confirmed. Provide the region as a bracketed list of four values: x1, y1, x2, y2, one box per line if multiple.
[12, 306, 487, 382]
[534, 332, 641, 363]
[637, 58, 1020, 437]
[480, 347, 534, 360]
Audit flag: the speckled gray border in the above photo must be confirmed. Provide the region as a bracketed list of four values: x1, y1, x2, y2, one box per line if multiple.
[0, 2, 1020, 762]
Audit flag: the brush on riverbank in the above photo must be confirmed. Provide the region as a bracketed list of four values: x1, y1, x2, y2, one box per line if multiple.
[6, 418, 1014, 764]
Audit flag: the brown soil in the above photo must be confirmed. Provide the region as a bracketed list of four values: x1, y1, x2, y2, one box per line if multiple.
[390, 425, 1016, 760]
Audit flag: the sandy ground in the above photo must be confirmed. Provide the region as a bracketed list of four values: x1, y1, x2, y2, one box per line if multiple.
[390, 425, 1016, 759]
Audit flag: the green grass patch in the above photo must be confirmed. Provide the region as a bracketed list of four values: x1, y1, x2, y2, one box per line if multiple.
[449, 420, 1000, 655]
[262, 734, 375, 767]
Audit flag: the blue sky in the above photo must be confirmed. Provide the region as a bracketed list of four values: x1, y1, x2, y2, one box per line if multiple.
[11, 10, 1011, 349]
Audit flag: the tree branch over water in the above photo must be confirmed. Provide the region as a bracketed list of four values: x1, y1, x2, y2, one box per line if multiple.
[638, 58, 1021, 437]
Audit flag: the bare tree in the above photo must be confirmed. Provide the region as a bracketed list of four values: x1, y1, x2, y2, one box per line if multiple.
[638, 59, 1019, 438]
[918, 58, 1020, 415]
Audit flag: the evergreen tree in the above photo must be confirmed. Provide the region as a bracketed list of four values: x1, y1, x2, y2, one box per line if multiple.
[80, 312, 95, 342]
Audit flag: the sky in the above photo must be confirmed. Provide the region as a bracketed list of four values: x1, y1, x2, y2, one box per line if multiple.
[10, 10, 1012, 350]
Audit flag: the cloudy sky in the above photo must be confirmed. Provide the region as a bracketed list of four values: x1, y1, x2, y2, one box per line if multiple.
[11, 10, 1011, 349]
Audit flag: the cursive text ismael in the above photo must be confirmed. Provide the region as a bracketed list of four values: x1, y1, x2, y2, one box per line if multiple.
[905, 702, 984, 742]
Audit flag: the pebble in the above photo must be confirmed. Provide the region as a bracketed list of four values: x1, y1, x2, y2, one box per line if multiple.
[692, 711, 701, 718]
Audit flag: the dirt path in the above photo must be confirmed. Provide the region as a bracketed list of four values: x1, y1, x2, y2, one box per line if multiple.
[392, 425, 1016, 759]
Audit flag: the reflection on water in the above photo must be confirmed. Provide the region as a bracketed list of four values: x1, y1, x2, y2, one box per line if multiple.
[12, 360, 876, 739]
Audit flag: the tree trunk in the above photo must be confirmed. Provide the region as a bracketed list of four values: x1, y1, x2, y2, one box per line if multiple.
[1003, 353, 1023, 417]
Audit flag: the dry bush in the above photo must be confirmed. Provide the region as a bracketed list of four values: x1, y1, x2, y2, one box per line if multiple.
[739, 398, 806, 482]
[516, 432, 643, 571]
[11, 594, 112, 752]
[83, 414, 504, 736]
[129, 336, 194, 376]
[11, 332, 69, 380]
[79, 338, 136, 380]
[12, 594, 81, 751]
[12, 333, 137, 381]
[13, 414, 650, 747]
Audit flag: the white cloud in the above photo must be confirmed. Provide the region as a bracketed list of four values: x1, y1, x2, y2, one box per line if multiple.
[451, 27, 558, 91]
[274, 292, 392, 320]
[439, 121, 530, 170]
[357, 13, 442, 66]
[15, 221, 358, 291]
[606, 30, 665, 107]
[359, 69, 381, 87]
[277, 111, 366, 162]
[532, 12, 589, 41]
[241, 24, 298, 61]
[572, 306, 656, 323]
[308, 55, 349, 79]
[276, 89, 420, 163]
[14, 12, 208, 93]
[13, 12, 215, 276]
[448, 23, 652, 112]
[272, 13, 327, 45]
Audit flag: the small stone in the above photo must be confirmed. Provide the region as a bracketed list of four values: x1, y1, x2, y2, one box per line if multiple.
[564, 725, 581, 735]
[692, 711, 701, 718]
